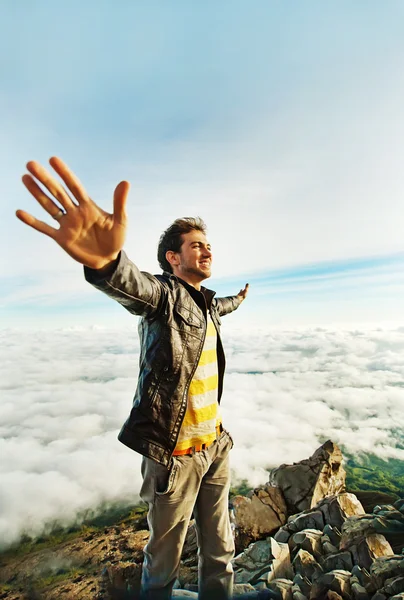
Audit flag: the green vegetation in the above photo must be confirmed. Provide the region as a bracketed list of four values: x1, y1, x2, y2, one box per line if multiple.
[344, 453, 404, 497]
[1, 502, 148, 560]
[230, 478, 253, 498]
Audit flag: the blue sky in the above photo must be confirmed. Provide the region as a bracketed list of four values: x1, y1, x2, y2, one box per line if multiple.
[2, 0, 404, 327]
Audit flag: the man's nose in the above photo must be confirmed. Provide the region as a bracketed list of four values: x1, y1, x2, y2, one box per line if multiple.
[203, 247, 212, 257]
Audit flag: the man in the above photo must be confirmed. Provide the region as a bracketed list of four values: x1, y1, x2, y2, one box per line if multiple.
[16, 157, 248, 600]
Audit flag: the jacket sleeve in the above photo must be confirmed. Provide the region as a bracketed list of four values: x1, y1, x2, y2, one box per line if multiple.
[83, 250, 166, 318]
[215, 295, 243, 317]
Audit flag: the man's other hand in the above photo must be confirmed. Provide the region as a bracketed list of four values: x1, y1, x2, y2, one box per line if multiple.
[237, 283, 249, 302]
[16, 157, 130, 270]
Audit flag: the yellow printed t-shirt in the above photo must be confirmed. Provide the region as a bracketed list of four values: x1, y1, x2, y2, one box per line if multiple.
[173, 314, 221, 454]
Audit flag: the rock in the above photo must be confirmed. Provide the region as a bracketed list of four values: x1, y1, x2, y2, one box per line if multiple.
[321, 570, 352, 599]
[267, 578, 294, 600]
[233, 582, 257, 594]
[181, 521, 198, 566]
[340, 516, 375, 548]
[102, 561, 142, 598]
[292, 589, 308, 600]
[293, 530, 323, 560]
[275, 527, 292, 543]
[273, 539, 294, 575]
[343, 532, 394, 571]
[293, 549, 323, 581]
[368, 555, 404, 593]
[321, 551, 354, 573]
[322, 540, 340, 556]
[233, 539, 274, 584]
[289, 511, 325, 533]
[382, 575, 404, 596]
[351, 579, 370, 600]
[351, 565, 372, 589]
[268, 441, 346, 514]
[267, 539, 294, 581]
[393, 498, 404, 512]
[232, 486, 287, 548]
[323, 524, 342, 548]
[317, 494, 365, 529]
[325, 593, 344, 600]
[293, 573, 312, 597]
[172, 591, 198, 598]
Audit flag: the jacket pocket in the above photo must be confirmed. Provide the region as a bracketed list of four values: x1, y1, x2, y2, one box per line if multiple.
[174, 305, 203, 329]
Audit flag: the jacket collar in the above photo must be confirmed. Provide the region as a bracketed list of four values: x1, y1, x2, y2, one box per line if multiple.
[163, 271, 216, 308]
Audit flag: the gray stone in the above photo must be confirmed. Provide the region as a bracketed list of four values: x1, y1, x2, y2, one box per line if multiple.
[322, 540, 340, 556]
[347, 534, 394, 571]
[292, 588, 308, 600]
[267, 578, 294, 600]
[292, 573, 312, 597]
[268, 441, 346, 514]
[172, 591, 198, 599]
[275, 528, 292, 543]
[367, 555, 404, 594]
[233, 486, 287, 546]
[321, 570, 352, 598]
[181, 521, 198, 566]
[351, 565, 371, 589]
[254, 581, 268, 591]
[323, 524, 342, 548]
[383, 575, 404, 596]
[290, 511, 325, 533]
[293, 549, 323, 581]
[293, 529, 323, 560]
[321, 551, 353, 573]
[317, 493, 365, 530]
[233, 582, 257, 594]
[351, 579, 370, 600]
[270, 538, 294, 580]
[324, 593, 344, 600]
[340, 516, 375, 549]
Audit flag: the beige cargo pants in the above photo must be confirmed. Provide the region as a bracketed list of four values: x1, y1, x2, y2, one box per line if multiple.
[139, 429, 235, 600]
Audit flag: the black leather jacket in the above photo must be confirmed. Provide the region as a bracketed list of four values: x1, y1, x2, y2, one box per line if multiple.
[84, 250, 241, 466]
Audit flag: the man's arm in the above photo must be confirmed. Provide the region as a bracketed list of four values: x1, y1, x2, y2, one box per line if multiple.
[215, 283, 249, 317]
[16, 157, 165, 318]
[84, 250, 166, 317]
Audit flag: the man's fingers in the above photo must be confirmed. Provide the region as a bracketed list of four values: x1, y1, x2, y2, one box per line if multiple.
[15, 209, 58, 239]
[22, 174, 65, 220]
[26, 160, 76, 212]
[113, 180, 130, 225]
[49, 156, 90, 205]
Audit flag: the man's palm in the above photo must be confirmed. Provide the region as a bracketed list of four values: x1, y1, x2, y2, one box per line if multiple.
[16, 157, 130, 270]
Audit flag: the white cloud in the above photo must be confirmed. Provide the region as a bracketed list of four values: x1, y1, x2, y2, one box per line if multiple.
[1, 323, 403, 549]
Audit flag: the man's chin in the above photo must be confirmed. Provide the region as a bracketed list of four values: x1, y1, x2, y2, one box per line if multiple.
[190, 267, 211, 280]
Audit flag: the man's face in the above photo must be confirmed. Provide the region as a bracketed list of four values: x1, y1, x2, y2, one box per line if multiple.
[171, 230, 212, 285]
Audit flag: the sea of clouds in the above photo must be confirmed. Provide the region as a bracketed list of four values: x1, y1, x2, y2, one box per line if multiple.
[1, 323, 404, 549]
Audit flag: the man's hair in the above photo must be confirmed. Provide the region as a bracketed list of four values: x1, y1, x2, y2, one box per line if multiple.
[157, 217, 207, 273]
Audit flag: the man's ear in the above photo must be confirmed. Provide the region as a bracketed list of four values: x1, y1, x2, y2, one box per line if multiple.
[166, 250, 180, 268]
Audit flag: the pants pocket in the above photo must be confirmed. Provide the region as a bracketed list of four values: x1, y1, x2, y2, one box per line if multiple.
[155, 457, 178, 496]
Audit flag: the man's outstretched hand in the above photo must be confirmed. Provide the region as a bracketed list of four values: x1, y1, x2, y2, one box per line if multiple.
[16, 157, 130, 270]
[237, 283, 249, 302]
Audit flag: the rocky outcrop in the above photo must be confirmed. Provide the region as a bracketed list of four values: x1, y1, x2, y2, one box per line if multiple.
[268, 440, 346, 514]
[232, 484, 287, 549]
[230, 494, 404, 600]
[1, 442, 402, 600]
